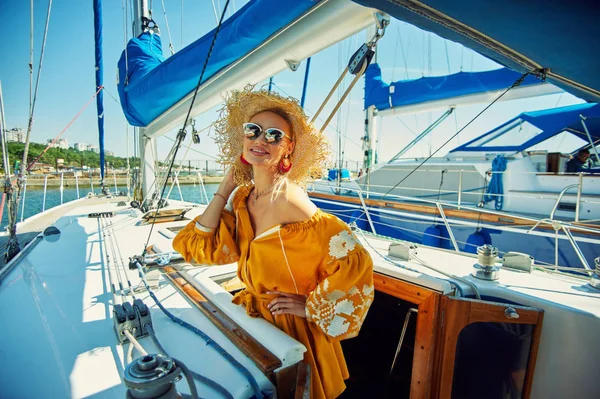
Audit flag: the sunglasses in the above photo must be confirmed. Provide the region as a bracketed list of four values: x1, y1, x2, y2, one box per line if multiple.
[242, 122, 292, 144]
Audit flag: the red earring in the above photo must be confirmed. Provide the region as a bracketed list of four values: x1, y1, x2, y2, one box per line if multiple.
[240, 154, 251, 165]
[279, 156, 292, 174]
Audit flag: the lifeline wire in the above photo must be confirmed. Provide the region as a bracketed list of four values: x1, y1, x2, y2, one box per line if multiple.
[379, 71, 533, 201]
[351, 71, 536, 225]
[142, 0, 231, 257]
[134, 262, 264, 398]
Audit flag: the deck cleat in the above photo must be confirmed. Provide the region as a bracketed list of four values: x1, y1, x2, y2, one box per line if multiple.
[472, 244, 501, 281]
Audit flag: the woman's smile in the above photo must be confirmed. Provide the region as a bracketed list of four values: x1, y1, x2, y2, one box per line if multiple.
[249, 146, 270, 156]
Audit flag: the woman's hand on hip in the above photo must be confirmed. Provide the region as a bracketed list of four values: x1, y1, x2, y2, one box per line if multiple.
[267, 291, 308, 318]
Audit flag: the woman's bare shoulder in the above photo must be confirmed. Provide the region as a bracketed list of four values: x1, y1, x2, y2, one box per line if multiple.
[275, 183, 317, 223]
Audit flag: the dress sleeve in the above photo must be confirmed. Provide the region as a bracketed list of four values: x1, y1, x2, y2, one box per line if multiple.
[172, 209, 239, 265]
[305, 226, 374, 340]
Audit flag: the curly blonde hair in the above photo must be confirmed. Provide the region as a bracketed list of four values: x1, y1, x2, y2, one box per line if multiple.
[213, 86, 330, 186]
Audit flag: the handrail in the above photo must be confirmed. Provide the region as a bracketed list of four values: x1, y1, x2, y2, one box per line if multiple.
[357, 189, 376, 234]
[60, 172, 64, 204]
[337, 207, 597, 274]
[325, 183, 600, 235]
[42, 175, 48, 212]
[351, 180, 600, 206]
[435, 203, 459, 252]
[19, 178, 27, 222]
[561, 225, 592, 270]
[315, 182, 600, 269]
[549, 184, 579, 220]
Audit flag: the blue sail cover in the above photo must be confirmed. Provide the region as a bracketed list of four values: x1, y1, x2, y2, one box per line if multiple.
[353, 0, 600, 103]
[118, 0, 321, 127]
[93, 0, 105, 179]
[364, 64, 544, 111]
[451, 103, 600, 153]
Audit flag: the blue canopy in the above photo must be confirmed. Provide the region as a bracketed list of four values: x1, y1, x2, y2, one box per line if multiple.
[451, 103, 600, 153]
[353, 0, 600, 103]
[364, 64, 545, 111]
[118, 0, 321, 127]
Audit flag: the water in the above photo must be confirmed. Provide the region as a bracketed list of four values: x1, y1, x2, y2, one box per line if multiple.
[0, 183, 220, 230]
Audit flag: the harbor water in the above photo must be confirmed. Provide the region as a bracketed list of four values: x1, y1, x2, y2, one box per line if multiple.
[0, 183, 220, 230]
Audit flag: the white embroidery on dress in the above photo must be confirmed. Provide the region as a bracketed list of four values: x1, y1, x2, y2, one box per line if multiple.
[328, 230, 357, 259]
[307, 278, 374, 338]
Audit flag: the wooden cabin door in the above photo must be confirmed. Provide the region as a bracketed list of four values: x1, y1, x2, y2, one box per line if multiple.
[435, 296, 544, 399]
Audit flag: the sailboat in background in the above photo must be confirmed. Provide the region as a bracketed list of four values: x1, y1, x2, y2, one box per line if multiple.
[309, 63, 600, 268]
[1, 0, 599, 398]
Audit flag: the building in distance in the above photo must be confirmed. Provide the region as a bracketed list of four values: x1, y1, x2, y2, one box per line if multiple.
[72, 142, 88, 151]
[47, 138, 69, 149]
[6, 128, 26, 143]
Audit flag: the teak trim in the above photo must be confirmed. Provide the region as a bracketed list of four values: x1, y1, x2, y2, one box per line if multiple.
[161, 266, 282, 379]
[275, 362, 311, 399]
[309, 191, 600, 234]
[374, 272, 441, 398]
[374, 272, 435, 305]
[411, 294, 441, 398]
[436, 296, 543, 399]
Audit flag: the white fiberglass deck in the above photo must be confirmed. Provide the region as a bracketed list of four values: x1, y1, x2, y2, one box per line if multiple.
[0, 197, 598, 398]
[0, 198, 295, 398]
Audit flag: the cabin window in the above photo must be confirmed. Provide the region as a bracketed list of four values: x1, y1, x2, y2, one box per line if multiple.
[467, 120, 542, 148]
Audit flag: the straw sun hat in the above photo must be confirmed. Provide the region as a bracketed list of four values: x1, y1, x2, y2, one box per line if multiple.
[213, 85, 330, 186]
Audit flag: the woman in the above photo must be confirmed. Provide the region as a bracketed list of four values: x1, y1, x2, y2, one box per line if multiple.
[173, 87, 374, 399]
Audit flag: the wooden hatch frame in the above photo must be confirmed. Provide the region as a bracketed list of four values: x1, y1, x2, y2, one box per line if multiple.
[161, 265, 311, 398]
[374, 272, 544, 399]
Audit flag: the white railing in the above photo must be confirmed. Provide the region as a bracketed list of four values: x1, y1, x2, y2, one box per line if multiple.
[9, 170, 131, 227]
[312, 182, 600, 271]
[356, 169, 600, 221]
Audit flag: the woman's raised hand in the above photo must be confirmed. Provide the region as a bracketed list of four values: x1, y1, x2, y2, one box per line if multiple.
[218, 168, 237, 197]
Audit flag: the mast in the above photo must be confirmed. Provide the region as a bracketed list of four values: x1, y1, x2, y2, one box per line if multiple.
[133, 0, 157, 202]
[93, 0, 106, 193]
[362, 26, 378, 199]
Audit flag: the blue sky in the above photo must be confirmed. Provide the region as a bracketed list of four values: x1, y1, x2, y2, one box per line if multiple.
[0, 0, 584, 168]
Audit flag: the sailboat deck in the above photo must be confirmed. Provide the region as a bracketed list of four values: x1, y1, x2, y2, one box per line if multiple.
[0, 195, 126, 270]
[0, 197, 598, 397]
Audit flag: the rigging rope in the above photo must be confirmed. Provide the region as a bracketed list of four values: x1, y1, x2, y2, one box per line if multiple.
[142, 0, 231, 257]
[26, 87, 103, 171]
[4, 0, 52, 261]
[210, 0, 219, 24]
[122, 0, 130, 85]
[159, 0, 175, 55]
[21, 0, 53, 177]
[102, 215, 229, 398]
[29, 0, 34, 115]
[180, 0, 183, 49]
[378, 71, 533, 201]
[351, 70, 540, 227]
[146, 324, 234, 399]
[134, 262, 264, 398]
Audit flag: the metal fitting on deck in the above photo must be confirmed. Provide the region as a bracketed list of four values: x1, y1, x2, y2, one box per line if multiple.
[590, 257, 600, 290]
[388, 241, 417, 261]
[472, 244, 501, 281]
[124, 354, 181, 399]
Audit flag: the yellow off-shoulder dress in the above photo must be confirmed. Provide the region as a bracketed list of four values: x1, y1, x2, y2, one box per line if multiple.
[173, 187, 374, 399]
